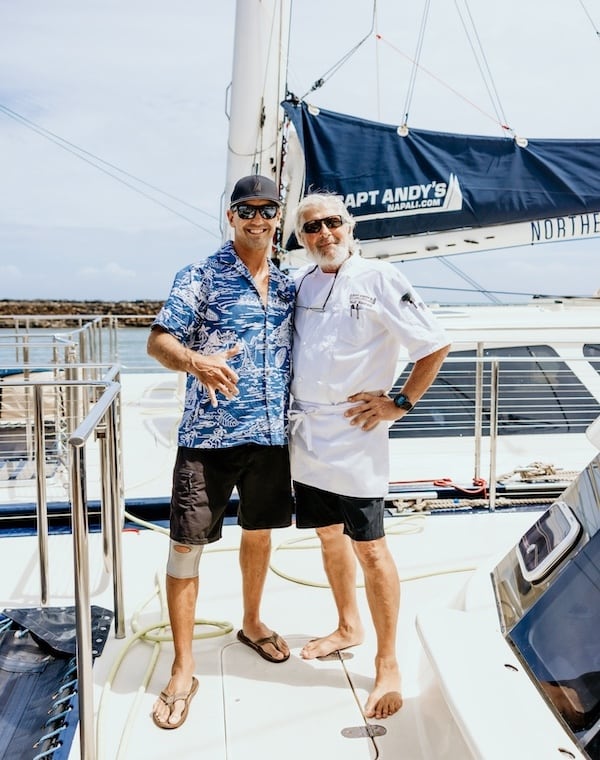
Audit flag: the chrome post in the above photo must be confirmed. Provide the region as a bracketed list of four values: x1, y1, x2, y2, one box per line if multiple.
[473, 343, 484, 482]
[79, 329, 87, 368]
[23, 340, 34, 462]
[95, 320, 103, 365]
[97, 423, 112, 573]
[107, 401, 125, 638]
[65, 345, 78, 437]
[488, 360, 500, 511]
[114, 369, 125, 506]
[22, 335, 30, 378]
[66, 378, 122, 759]
[109, 316, 118, 363]
[69, 442, 95, 760]
[34, 384, 49, 605]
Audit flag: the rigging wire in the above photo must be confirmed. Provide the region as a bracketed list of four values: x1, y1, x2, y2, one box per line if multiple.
[0, 103, 220, 236]
[376, 36, 510, 131]
[437, 257, 503, 304]
[382, 0, 512, 134]
[413, 284, 590, 300]
[292, 0, 514, 133]
[577, 0, 600, 38]
[453, 0, 511, 133]
[374, 2, 382, 121]
[401, 0, 431, 126]
[298, 1, 378, 99]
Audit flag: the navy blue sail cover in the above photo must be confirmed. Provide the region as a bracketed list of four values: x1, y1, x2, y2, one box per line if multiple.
[282, 100, 600, 245]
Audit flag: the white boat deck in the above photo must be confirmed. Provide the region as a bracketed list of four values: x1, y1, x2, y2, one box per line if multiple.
[1, 503, 586, 759]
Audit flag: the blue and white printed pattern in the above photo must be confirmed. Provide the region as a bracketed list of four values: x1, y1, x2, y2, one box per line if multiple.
[153, 242, 295, 448]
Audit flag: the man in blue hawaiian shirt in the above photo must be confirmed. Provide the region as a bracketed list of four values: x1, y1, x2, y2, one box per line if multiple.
[148, 175, 295, 730]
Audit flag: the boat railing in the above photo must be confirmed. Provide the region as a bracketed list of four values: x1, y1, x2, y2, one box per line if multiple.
[1, 336, 598, 515]
[0, 364, 125, 760]
[471, 354, 599, 507]
[0, 317, 121, 468]
[389, 350, 600, 507]
[0, 314, 120, 368]
[68, 367, 125, 760]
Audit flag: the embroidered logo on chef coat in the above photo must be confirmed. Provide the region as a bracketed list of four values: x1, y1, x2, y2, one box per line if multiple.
[348, 292, 375, 319]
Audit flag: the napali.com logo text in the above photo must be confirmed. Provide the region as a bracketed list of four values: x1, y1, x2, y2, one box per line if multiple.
[341, 174, 463, 218]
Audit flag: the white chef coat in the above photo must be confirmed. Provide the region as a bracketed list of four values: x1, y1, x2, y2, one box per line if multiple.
[290, 254, 449, 497]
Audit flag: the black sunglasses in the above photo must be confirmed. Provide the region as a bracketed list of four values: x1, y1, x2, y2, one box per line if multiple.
[232, 203, 279, 220]
[301, 215, 345, 234]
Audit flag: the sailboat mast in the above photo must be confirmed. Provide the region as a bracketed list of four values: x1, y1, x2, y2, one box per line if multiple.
[223, 0, 290, 231]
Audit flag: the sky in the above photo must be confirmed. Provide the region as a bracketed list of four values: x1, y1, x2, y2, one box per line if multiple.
[1, 0, 600, 304]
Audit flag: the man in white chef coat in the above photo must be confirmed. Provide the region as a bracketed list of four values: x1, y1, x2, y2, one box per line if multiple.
[290, 192, 450, 719]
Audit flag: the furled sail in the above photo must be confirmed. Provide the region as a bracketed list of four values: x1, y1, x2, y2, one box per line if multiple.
[282, 100, 600, 261]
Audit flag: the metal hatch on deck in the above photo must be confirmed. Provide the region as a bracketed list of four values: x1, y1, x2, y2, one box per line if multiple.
[491, 453, 600, 759]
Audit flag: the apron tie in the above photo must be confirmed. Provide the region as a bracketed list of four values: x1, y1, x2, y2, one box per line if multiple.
[289, 401, 354, 453]
[288, 408, 314, 451]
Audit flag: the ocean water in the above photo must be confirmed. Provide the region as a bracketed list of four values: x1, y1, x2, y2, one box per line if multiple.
[0, 327, 157, 375]
[116, 327, 157, 372]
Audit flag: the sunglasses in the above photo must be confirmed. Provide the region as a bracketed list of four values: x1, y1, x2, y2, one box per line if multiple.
[232, 203, 279, 220]
[301, 215, 345, 234]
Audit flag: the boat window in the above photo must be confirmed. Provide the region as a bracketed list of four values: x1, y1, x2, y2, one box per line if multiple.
[390, 345, 600, 439]
[584, 344, 600, 375]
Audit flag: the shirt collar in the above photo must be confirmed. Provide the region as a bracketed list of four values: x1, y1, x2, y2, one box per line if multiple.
[217, 240, 290, 287]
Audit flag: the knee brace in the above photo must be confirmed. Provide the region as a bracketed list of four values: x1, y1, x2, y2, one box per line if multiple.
[166, 541, 204, 579]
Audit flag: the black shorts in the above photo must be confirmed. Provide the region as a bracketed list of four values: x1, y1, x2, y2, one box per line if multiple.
[293, 481, 385, 542]
[170, 444, 293, 544]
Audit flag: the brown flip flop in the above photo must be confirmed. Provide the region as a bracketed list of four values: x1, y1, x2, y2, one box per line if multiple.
[237, 629, 290, 663]
[152, 676, 199, 730]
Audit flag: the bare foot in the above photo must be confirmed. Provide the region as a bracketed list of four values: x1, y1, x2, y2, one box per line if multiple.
[152, 669, 196, 727]
[241, 622, 289, 661]
[300, 626, 364, 659]
[364, 657, 403, 719]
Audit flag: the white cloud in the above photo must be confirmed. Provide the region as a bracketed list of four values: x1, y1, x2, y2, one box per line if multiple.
[0, 1, 598, 302]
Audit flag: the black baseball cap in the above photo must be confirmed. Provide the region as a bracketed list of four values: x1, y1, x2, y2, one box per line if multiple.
[230, 175, 281, 206]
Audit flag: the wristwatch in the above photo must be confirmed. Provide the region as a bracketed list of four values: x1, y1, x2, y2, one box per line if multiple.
[392, 392, 413, 411]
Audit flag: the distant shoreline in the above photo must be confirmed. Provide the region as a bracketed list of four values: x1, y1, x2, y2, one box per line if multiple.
[0, 299, 163, 328]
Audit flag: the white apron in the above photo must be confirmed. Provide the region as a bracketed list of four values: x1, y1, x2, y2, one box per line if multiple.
[289, 399, 390, 498]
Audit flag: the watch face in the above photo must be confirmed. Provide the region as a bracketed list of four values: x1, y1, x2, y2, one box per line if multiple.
[393, 393, 412, 410]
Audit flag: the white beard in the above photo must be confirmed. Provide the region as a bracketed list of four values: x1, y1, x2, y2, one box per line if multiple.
[306, 244, 349, 271]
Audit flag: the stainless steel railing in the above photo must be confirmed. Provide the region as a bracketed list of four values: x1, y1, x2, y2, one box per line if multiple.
[1, 314, 119, 368]
[68, 372, 125, 760]
[0, 364, 125, 760]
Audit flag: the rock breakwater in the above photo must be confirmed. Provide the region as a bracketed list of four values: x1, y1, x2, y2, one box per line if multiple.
[0, 300, 164, 328]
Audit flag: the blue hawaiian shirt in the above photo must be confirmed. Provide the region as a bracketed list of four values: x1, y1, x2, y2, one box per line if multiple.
[152, 242, 295, 448]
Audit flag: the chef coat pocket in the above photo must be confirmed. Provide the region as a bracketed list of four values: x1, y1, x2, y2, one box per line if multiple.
[335, 306, 380, 347]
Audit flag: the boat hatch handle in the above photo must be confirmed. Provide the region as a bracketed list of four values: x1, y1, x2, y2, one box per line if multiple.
[342, 725, 387, 738]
